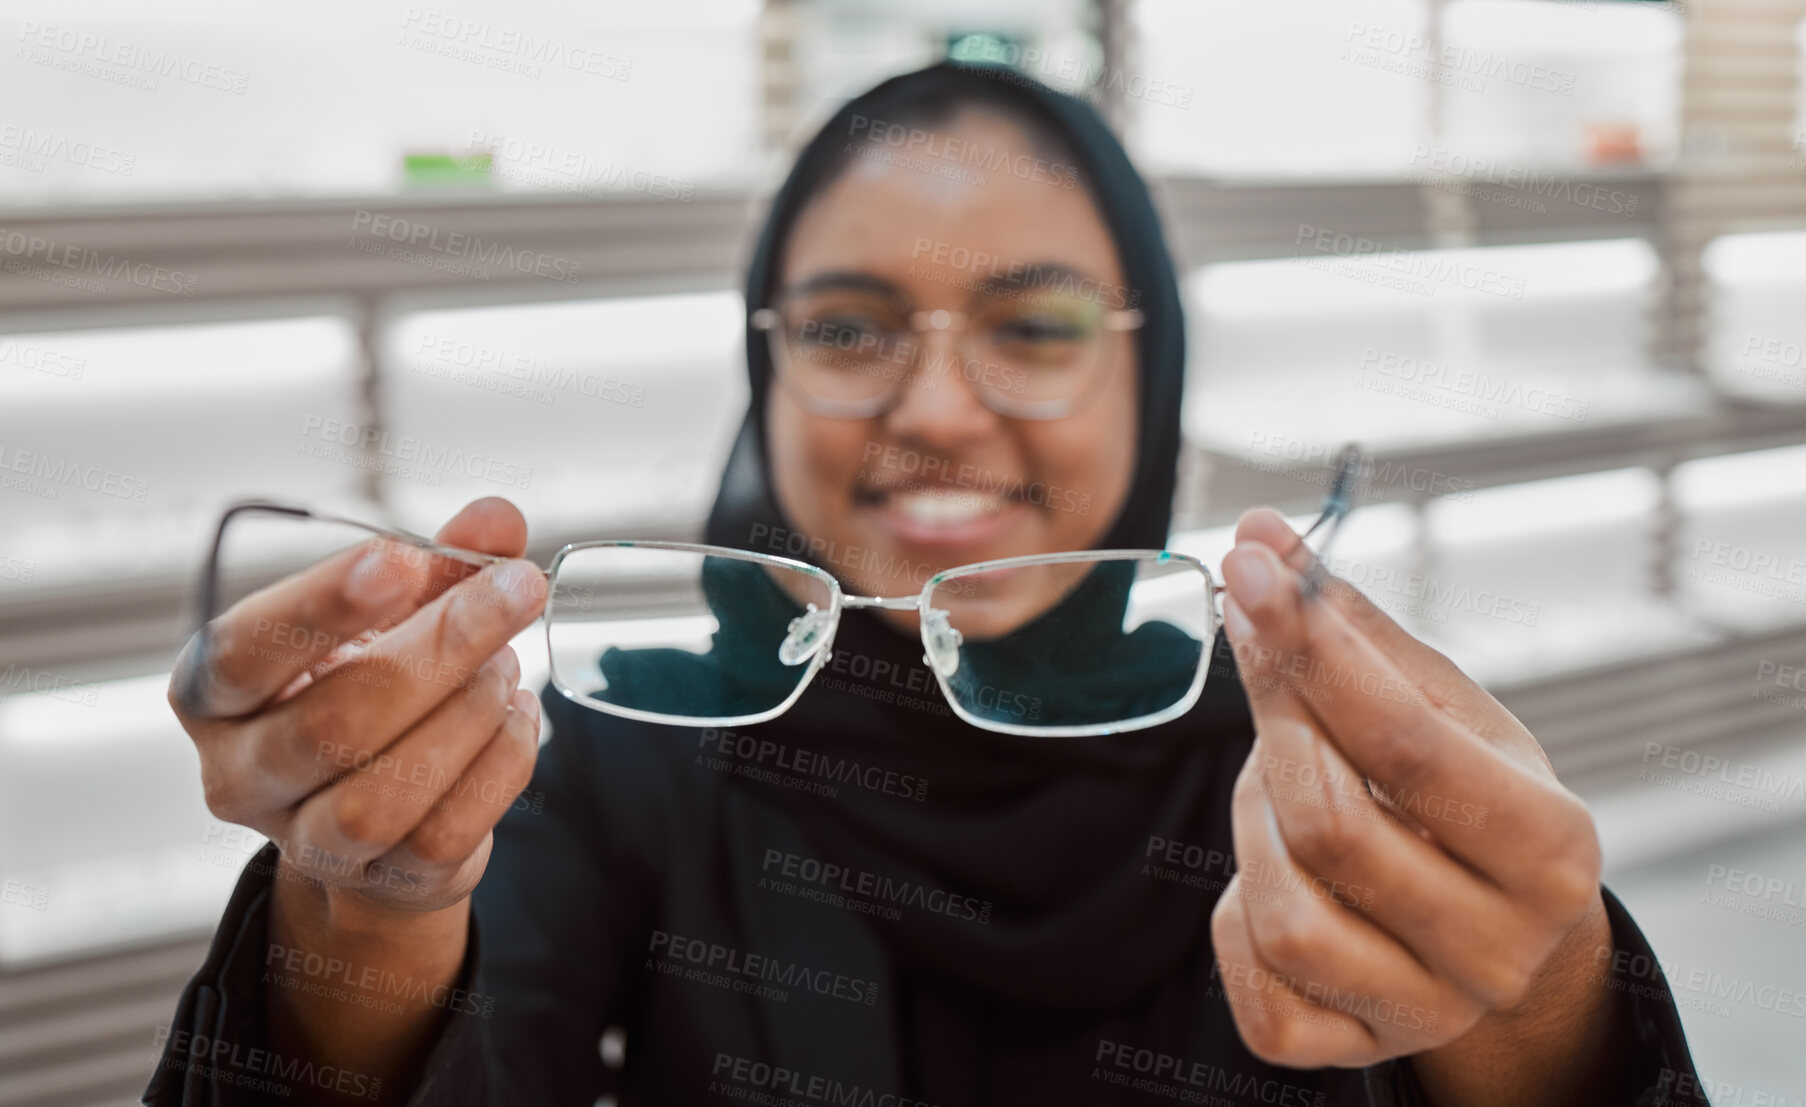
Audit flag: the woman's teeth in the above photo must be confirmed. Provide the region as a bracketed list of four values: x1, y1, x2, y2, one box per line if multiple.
[889, 490, 1007, 524]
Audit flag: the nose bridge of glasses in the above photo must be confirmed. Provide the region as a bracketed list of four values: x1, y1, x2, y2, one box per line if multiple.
[841, 594, 920, 612]
[906, 309, 967, 372]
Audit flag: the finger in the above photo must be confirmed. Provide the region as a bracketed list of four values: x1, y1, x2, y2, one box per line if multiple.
[1234, 508, 1539, 755]
[383, 690, 541, 903]
[173, 535, 441, 722]
[234, 557, 545, 812]
[433, 496, 530, 558]
[1235, 509, 1469, 689]
[1211, 756, 1372, 1067]
[173, 498, 529, 722]
[1233, 736, 1464, 1058]
[1221, 540, 1578, 891]
[1258, 699, 1554, 1011]
[288, 647, 521, 863]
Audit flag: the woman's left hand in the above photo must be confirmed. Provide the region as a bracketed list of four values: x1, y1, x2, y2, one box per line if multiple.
[1210, 509, 1627, 1104]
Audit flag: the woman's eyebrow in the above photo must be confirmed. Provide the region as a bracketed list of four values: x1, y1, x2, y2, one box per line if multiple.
[970, 261, 1106, 299]
[781, 271, 905, 299]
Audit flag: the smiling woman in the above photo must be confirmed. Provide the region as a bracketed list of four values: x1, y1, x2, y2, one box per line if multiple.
[147, 61, 1707, 1107]
[765, 104, 1139, 612]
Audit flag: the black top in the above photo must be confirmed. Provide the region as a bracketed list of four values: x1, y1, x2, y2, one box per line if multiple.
[144, 631, 1708, 1107]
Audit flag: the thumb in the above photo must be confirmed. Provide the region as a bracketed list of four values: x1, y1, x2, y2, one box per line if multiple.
[433, 497, 530, 559]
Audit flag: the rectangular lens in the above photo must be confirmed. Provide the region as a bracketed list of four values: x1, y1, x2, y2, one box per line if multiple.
[777, 294, 915, 403]
[548, 545, 836, 725]
[971, 296, 1110, 410]
[923, 553, 1213, 734]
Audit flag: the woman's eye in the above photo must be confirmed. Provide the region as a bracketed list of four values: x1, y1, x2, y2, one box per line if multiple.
[994, 314, 1085, 344]
[803, 314, 893, 344]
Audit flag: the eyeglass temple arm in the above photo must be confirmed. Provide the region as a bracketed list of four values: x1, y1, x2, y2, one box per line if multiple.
[1205, 443, 1363, 614]
[194, 500, 508, 627]
[1296, 444, 1362, 600]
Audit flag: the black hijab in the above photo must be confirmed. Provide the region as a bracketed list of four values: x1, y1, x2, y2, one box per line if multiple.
[690, 58, 1252, 1048]
[707, 60, 1185, 557]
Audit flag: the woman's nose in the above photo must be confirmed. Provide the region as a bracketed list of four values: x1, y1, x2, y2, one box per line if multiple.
[881, 325, 1002, 447]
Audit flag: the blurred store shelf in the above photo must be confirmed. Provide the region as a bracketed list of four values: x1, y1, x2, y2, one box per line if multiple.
[0, 937, 211, 1107]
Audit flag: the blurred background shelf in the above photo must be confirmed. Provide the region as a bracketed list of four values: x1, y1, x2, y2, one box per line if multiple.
[4, 0, 1806, 1102]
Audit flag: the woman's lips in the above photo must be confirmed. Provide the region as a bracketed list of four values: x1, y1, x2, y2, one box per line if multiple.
[858, 486, 1030, 551]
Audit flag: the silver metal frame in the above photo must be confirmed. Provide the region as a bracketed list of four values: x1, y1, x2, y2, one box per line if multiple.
[194, 439, 1367, 737]
[541, 539, 1219, 737]
[749, 298, 1146, 421]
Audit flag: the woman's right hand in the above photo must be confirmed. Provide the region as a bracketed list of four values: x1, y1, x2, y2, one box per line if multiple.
[168, 496, 549, 916]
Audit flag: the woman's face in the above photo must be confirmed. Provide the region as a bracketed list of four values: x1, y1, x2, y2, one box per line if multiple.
[767, 108, 1138, 634]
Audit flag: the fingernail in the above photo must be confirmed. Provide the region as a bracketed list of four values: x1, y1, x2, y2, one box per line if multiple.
[488, 647, 521, 687]
[1224, 544, 1274, 608]
[492, 561, 544, 617]
[1223, 595, 1256, 642]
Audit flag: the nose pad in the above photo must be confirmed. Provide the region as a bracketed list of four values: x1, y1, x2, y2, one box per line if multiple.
[921, 607, 964, 678]
[778, 604, 833, 667]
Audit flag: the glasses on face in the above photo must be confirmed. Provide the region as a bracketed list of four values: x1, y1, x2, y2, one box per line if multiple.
[189, 447, 1362, 738]
[750, 284, 1144, 421]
